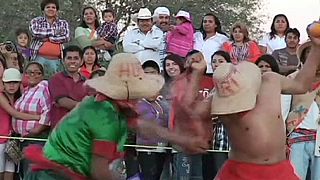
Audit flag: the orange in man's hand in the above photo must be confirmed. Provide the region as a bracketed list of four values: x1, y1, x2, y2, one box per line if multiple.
[308, 22, 320, 38]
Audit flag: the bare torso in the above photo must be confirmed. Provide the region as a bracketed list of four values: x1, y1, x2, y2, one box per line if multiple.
[220, 74, 287, 164]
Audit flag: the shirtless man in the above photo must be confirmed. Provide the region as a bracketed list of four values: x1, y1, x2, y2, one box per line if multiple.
[178, 24, 320, 179]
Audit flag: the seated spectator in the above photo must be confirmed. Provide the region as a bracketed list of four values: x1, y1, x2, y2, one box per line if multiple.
[222, 23, 261, 63]
[13, 62, 51, 177]
[194, 13, 228, 74]
[136, 60, 170, 180]
[29, 0, 70, 79]
[79, 46, 100, 79]
[161, 54, 185, 101]
[211, 50, 231, 72]
[123, 8, 162, 68]
[15, 28, 32, 61]
[167, 10, 194, 57]
[259, 14, 289, 54]
[96, 9, 118, 64]
[272, 28, 300, 75]
[48, 46, 89, 128]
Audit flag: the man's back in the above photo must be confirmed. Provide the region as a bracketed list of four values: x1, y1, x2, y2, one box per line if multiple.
[221, 72, 287, 164]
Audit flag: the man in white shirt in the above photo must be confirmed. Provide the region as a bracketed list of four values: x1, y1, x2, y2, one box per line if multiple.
[153, 7, 170, 69]
[123, 8, 163, 69]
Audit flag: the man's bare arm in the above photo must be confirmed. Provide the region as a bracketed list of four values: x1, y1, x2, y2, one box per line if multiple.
[91, 155, 117, 180]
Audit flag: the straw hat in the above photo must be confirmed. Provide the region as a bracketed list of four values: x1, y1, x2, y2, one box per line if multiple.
[175, 10, 191, 22]
[211, 61, 262, 115]
[137, 8, 152, 20]
[2, 68, 22, 82]
[86, 53, 164, 100]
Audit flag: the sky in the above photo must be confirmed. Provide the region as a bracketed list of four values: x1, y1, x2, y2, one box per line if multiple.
[262, 0, 320, 41]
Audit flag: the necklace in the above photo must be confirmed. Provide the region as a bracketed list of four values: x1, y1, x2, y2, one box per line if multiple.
[142, 98, 164, 120]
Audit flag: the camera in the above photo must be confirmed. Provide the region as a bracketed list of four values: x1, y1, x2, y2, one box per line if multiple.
[0, 41, 16, 53]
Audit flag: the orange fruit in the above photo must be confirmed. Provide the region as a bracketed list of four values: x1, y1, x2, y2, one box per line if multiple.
[308, 22, 320, 37]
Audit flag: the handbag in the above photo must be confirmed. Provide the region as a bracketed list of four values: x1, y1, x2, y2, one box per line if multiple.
[4, 133, 22, 164]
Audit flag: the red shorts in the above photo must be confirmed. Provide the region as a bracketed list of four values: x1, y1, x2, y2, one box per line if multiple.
[215, 160, 300, 180]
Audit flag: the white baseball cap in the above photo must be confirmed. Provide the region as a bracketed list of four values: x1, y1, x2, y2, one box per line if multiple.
[2, 68, 22, 82]
[153, 7, 170, 17]
[176, 10, 191, 22]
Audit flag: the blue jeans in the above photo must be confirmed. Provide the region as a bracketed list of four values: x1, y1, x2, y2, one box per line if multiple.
[173, 152, 203, 180]
[289, 132, 320, 180]
[34, 56, 63, 80]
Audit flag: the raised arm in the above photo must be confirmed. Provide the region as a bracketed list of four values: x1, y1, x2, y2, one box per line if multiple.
[280, 34, 320, 94]
[0, 94, 39, 120]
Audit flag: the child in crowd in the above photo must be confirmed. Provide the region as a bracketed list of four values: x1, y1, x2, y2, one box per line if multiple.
[96, 9, 118, 62]
[15, 29, 32, 61]
[167, 10, 194, 57]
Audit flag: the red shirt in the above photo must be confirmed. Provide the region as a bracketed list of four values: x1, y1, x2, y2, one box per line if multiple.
[0, 93, 12, 143]
[48, 72, 89, 128]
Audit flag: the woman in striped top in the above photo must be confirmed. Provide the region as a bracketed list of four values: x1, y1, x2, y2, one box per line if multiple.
[222, 23, 261, 64]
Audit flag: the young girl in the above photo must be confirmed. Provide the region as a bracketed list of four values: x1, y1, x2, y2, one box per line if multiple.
[0, 68, 39, 180]
[167, 10, 194, 57]
[15, 29, 32, 61]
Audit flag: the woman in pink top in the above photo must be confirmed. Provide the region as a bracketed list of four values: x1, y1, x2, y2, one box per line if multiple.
[167, 10, 194, 57]
[0, 67, 39, 180]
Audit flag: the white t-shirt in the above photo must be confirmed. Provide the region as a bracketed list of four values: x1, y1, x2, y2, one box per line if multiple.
[259, 33, 286, 54]
[298, 101, 319, 130]
[194, 32, 229, 74]
[281, 94, 292, 121]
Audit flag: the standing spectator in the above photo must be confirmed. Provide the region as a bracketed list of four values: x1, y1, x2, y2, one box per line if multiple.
[167, 10, 194, 57]
[96, 9, 118, 64]
[153, 7, 171, 68]
[202, 50, 231, 180]
[161, 54, 185, 101]
[15, 28, 32, 61]
[79, 46, 100, 79]
[259, 14, 290, 54]
[194, 13, 228, 74]
[222, 23, 261, 63]
[13, 62, 51, 177]
[0, 68, 39, 180]
[48, 46, 88, 128]
[136, 60, 170, 180]
[75, 7, 114, 53]
[285, 41, 320, 180]
[123, 8, 162, 67]
[272, 28, 300, 75]
[29, 0, 70, 79]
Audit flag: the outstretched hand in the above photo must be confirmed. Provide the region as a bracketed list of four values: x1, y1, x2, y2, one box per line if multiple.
[175, 135, 209, 154]
[185, 52, 206, 74]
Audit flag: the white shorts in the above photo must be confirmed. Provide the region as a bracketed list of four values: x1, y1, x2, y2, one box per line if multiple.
[0, 143, 15, 173]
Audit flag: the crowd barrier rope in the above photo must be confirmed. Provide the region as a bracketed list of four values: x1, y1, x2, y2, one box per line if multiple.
[0, 135, 230, 153]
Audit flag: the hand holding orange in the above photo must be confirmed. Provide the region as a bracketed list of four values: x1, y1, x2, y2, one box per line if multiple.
[308, 22, 320, 38]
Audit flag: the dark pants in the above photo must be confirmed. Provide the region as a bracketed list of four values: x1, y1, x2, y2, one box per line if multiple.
[137, 152, 167, 180]
[20, 140, 46, 179]
[124, 148, 140, 178]
[23, 170, 70, 180]
[202, 152, 228, 180]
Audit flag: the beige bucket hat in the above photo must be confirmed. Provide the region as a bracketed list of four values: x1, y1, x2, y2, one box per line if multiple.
[86, 53, 164, 100]
[211, 61, 262, 115]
